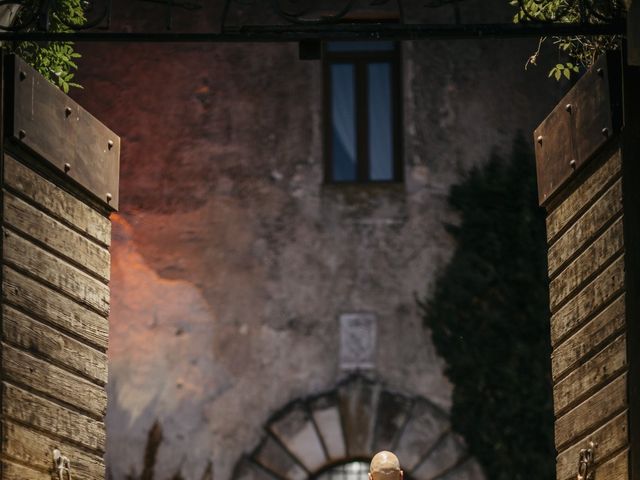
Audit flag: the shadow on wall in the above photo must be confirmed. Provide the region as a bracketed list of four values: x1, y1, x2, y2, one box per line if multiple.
[108, 420, 213, 480]
[420, 133, 555, 480]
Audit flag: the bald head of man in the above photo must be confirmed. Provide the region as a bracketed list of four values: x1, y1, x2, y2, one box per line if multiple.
[369, 451, 403, 480]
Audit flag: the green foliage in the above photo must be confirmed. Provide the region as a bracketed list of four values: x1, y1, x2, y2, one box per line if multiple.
[510, 0, 623, 80]
[420, 135, 555, 480]
[5, 0, 84, 92]
[549, 61, 579, 80]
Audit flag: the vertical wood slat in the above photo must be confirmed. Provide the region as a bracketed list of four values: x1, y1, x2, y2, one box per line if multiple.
[1, 420, 105, 480]
[2, 304, 108, 384]
[554, 372, 627, 450]
[551, 294, 625, 382]
[555, 412, 628, 480]
[0, 155, 113, 477]
[3, 154, 111, 246]
[2, 381, 106, 452]
[544, 152, 629, 480]
[0, 56, 118, 479]
[552, 333, 627, 415]
[536, 56, 639, 480]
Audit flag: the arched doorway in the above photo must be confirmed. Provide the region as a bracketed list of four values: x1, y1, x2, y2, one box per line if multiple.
[232, 376, 483, 480]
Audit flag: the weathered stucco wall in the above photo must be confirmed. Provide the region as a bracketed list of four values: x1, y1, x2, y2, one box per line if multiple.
[72, 2, 558, 478]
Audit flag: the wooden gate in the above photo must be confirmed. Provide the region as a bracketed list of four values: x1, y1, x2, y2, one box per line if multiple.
[534, 51, 640, 480]
[0, 55, 119, 479]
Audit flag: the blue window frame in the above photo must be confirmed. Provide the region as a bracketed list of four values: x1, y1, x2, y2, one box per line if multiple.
[324, 41, 402, 183]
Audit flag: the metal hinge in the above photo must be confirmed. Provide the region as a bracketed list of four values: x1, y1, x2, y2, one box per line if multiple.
[53, 448, 72, 480]
[577, 441, 596, 480]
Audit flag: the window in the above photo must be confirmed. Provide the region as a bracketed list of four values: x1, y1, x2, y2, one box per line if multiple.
[314, 461, 370, 480]
[324, 41, 402, 183]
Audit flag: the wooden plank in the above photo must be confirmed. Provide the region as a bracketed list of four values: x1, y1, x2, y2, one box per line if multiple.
[546, 150, 621, 241]
[595, 449, 629, 480]
[555, 373, 627, 449]
[3, 266, 108, 350]
[553, 334, 626, 414]
[3, 191, 110, 282]
[549, 218, 624, 312]
[556, 411, 628, 480]
[2, 305, 107, 384]
[548, 179, 622, 277]
[2, 420, 105, 480]
[4, 154, 111, 246]
[552, 294, 626, 382]
[3, 228, 110, 316]
[551, 255, 625, 347]
[2, 381, 106, 452]
[1, 460, 51, 480]
[2, 343, 107, 418]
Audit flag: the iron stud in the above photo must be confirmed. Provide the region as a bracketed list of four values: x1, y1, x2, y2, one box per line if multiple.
[602, 127, 609, 137]
[107, 140, 114, 150]
[18, 130, 26, 139]
[64, 163, 71, 173]
[570, 159, 576, 169]
[106, 193, 113, 202]
[537, 135, 543, 145]
[565, 103, 572, 113]
[65, 107, 72, 117]
[19, 71, 26, 81]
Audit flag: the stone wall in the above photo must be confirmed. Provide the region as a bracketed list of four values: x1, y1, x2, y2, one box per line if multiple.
[71, 1, 558, 478]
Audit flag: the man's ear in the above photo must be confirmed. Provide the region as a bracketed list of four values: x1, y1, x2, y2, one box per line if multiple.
[369, 473, 373, 480]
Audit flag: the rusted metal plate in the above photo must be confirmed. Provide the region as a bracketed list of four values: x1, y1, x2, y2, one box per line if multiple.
[9, 56, 120, 210]
[534, 52, 622, 206]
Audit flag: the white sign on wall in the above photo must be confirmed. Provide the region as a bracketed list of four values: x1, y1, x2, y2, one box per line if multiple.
[339, 313, 377, 371]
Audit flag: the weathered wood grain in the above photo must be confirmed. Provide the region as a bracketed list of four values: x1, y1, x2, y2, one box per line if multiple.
[1, 459, 51, 480]
[1, 420, 105, 480]
[553, 334, 626, 414]
[3, 228, 110, 316]
[555, 373, 627, 449]
[2, 343, 107, 417]
[3, 266, 108, 350]
[2, 305, 107, 384]
[3, 191, 110, 282]
[551, 255, 625, 347]
[552, 294, 626, 382]
[2, 381, 106, 452]
[595, 449, 629, 480]
[548, 180, 622, 278]
[546, 150, 621, 242]
[549, 218, 624, 312]
[4, 155, 111, 246]
[556, 411, 627, 480]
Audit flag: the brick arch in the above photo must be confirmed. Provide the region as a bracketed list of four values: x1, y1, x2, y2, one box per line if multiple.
[232, 376, 484, 480]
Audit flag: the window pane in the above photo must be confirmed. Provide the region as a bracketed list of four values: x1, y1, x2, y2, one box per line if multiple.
[331, 63, 357, 181]
[316, 461, 370, 480]
[367, 62, 394, 181]
[327, 41, 394, 52]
